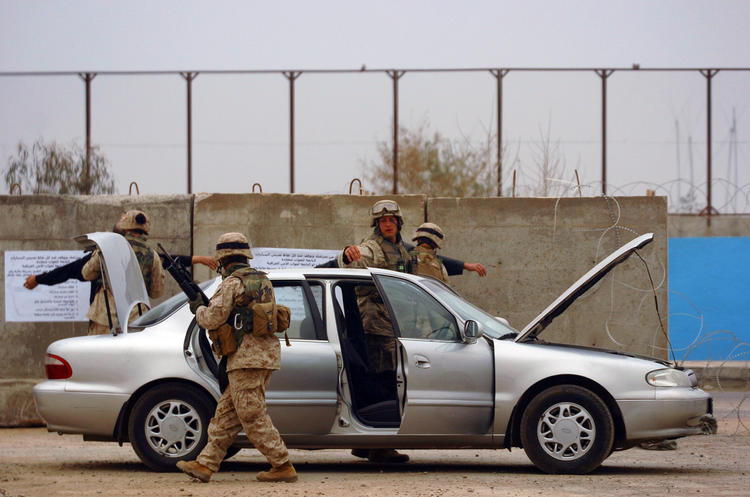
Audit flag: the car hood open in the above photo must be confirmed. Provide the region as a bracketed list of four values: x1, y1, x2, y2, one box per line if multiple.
[75, 232, 150, 334]
[515, 232, 654, 343]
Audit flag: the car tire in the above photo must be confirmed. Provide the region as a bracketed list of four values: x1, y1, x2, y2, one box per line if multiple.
[128, 383, 215, 472]
[520, 384, 614, 474]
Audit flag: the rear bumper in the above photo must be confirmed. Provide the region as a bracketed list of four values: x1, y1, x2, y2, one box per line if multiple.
[33, 380, 127, 437]
[618, 388, 713, 441]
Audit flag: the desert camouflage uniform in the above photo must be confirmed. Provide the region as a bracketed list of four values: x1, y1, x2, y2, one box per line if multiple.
[410, 245, 449, 283]
[337, 233, 411, 372]
[195, 262, 289, 472]
[82, 234, 165, 334]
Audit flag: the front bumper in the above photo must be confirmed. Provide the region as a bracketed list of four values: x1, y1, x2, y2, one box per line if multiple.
[618, 388, 713, 442]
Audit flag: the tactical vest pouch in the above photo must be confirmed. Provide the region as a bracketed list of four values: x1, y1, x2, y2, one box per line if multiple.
[251, 301, 277, 337]
[208, 323, 237, 357]
[276, 305, 291, 332]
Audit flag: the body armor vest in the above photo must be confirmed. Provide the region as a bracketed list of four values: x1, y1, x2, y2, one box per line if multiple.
[355, 234, 413, 308]
[225, 263, 275, 340]
[410, 247, 448, 282]
[125, 234, 156, 286]
[367, 233, 412, 273]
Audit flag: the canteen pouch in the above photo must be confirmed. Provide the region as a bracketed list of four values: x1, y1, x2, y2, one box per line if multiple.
[276, 305, 291, 332]
[208, 323, 237, 357]
[252, 301, 277, 337]
[251, 303, 292, 346]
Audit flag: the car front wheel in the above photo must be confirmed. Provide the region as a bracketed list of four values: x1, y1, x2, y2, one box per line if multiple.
[128, 383, 214, 471]
[520, 384, 614, 474]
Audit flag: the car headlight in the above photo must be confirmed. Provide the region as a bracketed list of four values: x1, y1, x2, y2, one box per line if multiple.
[646, 368, 692, 387]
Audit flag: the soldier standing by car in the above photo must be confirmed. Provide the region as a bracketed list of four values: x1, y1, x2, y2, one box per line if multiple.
[177, 232, 297, 484]
[409, 222, 449, 283]
[80, 210, 165, 335]
[338, 200, 470, 463]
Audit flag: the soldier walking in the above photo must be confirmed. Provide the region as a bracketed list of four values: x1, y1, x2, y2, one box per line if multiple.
[177, 232, 297, 483]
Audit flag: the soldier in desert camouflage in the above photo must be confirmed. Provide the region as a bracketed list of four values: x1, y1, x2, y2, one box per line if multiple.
[409, 222, 449, 283]
[81, 210, 165, 335]
[177, 232, 297, 484]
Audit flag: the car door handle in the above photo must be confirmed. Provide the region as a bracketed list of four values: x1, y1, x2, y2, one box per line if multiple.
[414, 354, 431, 369]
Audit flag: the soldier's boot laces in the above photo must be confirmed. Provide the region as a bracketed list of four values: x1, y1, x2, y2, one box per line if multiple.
[256, 461, 298, 483]
[176, 460, 213, 483]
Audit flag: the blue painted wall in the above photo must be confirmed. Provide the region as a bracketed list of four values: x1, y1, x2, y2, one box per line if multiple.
[669, 237, 750, 361]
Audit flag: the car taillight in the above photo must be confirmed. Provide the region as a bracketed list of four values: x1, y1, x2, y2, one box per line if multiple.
[45, 354, 72, 379]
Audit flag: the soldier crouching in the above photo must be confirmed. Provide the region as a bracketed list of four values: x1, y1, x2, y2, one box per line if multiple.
[176, 232, 297, 483]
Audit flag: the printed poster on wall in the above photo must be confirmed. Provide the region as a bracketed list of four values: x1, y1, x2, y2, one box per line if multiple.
[4, 251, 90, 322]
[251, 247, 339, 271]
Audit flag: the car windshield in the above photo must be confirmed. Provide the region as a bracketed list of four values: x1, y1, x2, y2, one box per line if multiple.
[419, 278, 518, 339]
[130, 279, 216, 329]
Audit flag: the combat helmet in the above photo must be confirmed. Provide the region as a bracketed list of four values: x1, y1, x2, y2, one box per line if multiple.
[215, 232, 254, 261]
[412, 222, 445, 249]
[370, 199, 404, 227]
[117, 210, 150, 235]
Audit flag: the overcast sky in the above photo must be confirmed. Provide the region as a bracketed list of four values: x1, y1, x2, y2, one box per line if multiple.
[1, 0, 749, 205]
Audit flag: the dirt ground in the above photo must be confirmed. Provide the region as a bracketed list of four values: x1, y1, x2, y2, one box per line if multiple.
[1, 391, 748, 497]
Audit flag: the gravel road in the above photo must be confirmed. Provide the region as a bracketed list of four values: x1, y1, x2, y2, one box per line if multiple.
[1, 391, 747, 497]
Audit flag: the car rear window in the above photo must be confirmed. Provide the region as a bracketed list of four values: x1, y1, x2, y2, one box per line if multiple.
[129, 279, 216, 329]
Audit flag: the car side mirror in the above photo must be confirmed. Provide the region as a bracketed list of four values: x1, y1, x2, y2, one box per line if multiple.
[462, 320, 483, 344]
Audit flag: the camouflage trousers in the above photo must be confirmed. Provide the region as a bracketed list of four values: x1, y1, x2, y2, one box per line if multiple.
[196, 368, 289, 472]
[365, 334, 396, 373]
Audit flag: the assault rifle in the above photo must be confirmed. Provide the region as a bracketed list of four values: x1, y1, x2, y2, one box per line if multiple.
[156, 243, 209, 305]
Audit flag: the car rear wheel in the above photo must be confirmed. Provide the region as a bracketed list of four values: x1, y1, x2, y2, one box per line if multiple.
[128, 383, 214, 471]
[520, 385, 614, 474]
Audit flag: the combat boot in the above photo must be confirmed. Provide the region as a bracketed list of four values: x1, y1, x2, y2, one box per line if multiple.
[176, 460, 213, 483]
[367, 448, 409, 463]
[256, 461, 298, 483]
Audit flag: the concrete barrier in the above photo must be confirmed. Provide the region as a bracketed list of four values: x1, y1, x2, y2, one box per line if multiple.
[429, 196, 669, 355]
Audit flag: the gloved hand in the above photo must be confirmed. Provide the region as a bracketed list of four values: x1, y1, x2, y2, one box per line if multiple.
[189, 297, 203, 314]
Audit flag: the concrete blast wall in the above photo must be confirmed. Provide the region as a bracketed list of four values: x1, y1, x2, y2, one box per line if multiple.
[0, 194, 667, 426]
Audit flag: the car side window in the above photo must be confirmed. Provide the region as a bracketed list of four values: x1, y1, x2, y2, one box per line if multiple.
[377, 275, 459, 341]
[273, 283, 321, 340]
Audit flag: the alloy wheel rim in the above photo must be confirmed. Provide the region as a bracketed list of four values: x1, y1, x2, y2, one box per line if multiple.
[144, 399, 203, 457]
[537, 401, 595, 461]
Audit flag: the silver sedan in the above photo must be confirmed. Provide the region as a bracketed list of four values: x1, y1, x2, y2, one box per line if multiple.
[33, 232, 714, 474]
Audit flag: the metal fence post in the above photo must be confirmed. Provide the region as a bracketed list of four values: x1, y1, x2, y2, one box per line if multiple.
[387, 70, 406, 194]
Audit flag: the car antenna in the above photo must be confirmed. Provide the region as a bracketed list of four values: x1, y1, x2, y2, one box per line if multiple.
[634, 250, 677, 367]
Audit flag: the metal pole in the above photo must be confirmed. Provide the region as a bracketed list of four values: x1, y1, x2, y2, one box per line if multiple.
[490, 69, 509, 196]
[78, 73, 96, 193]
[387, 70, 405, 194]
[284, 72, 302, 193]
[180, 72, 198, 194]
[699, 69, 720, 224]
[596, 70, 614, 195]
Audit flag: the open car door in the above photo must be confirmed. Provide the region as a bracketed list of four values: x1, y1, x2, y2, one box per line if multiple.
[373, 272, 494, 435]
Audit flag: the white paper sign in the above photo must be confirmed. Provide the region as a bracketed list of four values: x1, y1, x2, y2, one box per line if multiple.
[251, 247, 340, 271]
[4, 251, 91, 322]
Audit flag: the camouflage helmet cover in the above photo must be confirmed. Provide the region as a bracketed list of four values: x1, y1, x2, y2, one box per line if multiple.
[215, 232, 254, 260]
[412, 222, 445, 249]
[369, 199, 404, 227]
[117, 210, 151, 235]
